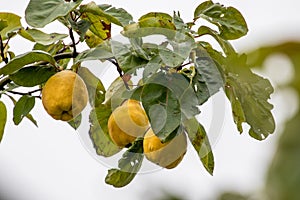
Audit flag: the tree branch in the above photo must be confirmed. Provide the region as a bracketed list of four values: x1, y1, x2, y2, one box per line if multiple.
[6, 88, 42, 99]
[0, 35, 8, 64]
[107, 58, 130, 90]
[69, 28, 78, 57]
[0, 76, 11, 90]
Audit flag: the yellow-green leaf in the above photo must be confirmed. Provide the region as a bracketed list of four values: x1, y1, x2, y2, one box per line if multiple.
[0, 101, 7, 143]
[0, 12, 22, 40]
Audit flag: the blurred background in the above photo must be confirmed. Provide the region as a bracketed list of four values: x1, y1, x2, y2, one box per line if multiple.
[0, 0, 300, 200]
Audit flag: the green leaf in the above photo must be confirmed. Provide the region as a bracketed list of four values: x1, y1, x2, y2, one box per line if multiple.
[68, 113, 81, 130]
[153, 34, 195, 68]
[111, 40, 148, 73]
[139, 12, 172, 21]
[25, 0, 83, 28]
[143, 72, 200, 120]
[183, 117, 214, 175]
[194, 1, 248, 40]
[141, 74, 186, 142]
[129, 38, 151, 60]
[0, 13, 22, 40]
[70, 19, 91, 41]
[18, 28, 68, 45]
[142, 55, 162, 80]
[84, 30, 105, 48]
[141, 84, 181, 141]
[78, 67, 106, 107]
[197, 26, 235, 56]
[192, 45, 224, 103]
[104, 76, 132, 109]
[0, 20, 8, 32]
[33, 41, 65, 55]
[79, 2, 122, 26]
[0, 101, 7, 143]
[75, 41, 113, 63]
[89, 105, 121, 157]
[98, 4, 133, 27]
[10, 65, 56, 87]
[122, 13, 176, 39]
[5, 94, 37, 127]
[224, 55, 275, 140]
[81, 12, 111, 40]
[0, 50, 57, 75]
[13, 95, 35, 125]
[105, 139, 143, 187]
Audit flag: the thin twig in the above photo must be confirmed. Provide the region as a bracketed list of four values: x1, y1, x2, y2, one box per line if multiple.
[107, 58, 130, 90]
[176, 61, 192, 71]
[0, 76, 11, 90]
[0, 35, 8, 64]
[6, 88, 42, 98]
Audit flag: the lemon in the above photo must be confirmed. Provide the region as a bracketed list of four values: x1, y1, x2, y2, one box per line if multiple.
[42, 70, 88, 121]
[108, 99, 149, 147]
[143, 128, 187, 169]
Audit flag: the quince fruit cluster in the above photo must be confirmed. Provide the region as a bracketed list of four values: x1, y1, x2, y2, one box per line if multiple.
[108, 99, 187, 169]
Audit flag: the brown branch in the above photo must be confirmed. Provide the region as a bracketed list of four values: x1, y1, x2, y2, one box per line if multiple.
[0, 35, 8, 64]
[0, 76, 11, 90]
[69, 28, 78, 57]
[107, 58, 130, 90]
[6, 88, 42, 99]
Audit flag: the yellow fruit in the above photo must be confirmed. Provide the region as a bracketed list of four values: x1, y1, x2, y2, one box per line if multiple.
[108, 99, 149, 147]
[143, 128, 187, 169]
[42, 70, 88, 121]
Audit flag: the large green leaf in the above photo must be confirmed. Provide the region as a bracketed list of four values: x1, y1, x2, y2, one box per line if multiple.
[98, 4, 133, 27]
[180, 66, 210, 105]
[13, 95, 35, 125]
[0, 20, 8, 32]
[68, 113, 81, 130]
[9, 65, 56, 87]
[18, 28, 68, 45]
[122, 13, 176, 39]
[0, 50, 57, 75]
[0, 101, 7, 143]
[197, 26, 235, 56]
[224, 55, 275, 140]
[111, 40, 147, 73]
[75, 41, 113, 63]
[104, 76, 132, 110]
[191, 44, 224, 103]
[78, 67, 106, 107]
[80, 2, 122, 26]
[0, 13, 22, 40]
[194, 1, 248, 40]
[81, 11, 111, 40]
[183, 117, 214, 175]
[158, 35, 195, 68]
[89, 105, 121, 157]
[105, 139, 143, 187]
[5, 94, 37, 127]
[25, 0, 82, 28]
[140, 80, 182, 143]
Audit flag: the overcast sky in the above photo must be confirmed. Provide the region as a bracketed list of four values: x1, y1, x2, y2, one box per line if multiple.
[1, 1, 300, 200]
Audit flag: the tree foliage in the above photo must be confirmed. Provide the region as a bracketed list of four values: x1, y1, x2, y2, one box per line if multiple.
[0, 0, 275, 187]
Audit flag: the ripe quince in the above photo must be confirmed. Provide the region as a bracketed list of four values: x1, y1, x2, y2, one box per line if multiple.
[42, 70, 88, 121]
[108, 99, 149, 147]
[143, 128, 187, 169]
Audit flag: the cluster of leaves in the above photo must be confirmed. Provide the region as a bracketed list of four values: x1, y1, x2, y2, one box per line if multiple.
[0, 0, 275, 187]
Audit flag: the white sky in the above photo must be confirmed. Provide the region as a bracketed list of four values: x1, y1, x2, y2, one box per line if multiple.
[1, 0, 300, 200]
